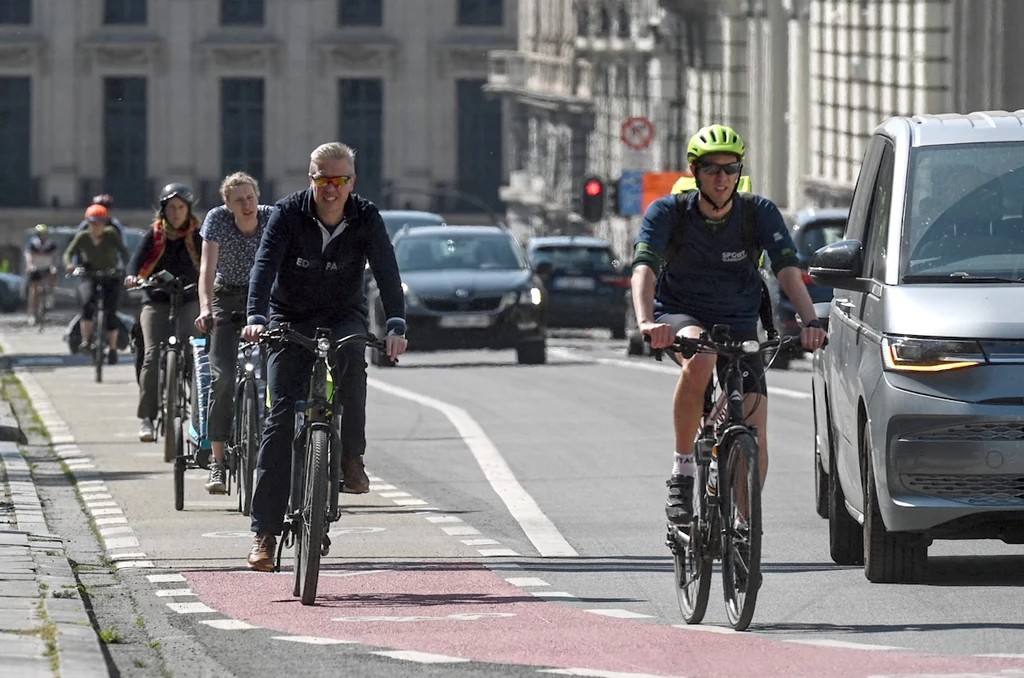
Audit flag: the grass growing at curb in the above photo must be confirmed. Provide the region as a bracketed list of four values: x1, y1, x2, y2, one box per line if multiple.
[99, 627, 122, 644]
[37, 599, 60, 674]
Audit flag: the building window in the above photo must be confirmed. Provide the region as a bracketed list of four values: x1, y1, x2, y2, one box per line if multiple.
[456, 79, 502, 211]
[338, 0, 382, 26]
[104, 0, 146, 25]
[457, 0, 502, 27]
[339, 79, 383, 203]
[0, 77, 33, 207]
[221, 78, 265, 183]
[104, 77, 148, 209]
[577, 5, 589, 36]
[598, 5, 611, 36]
[0, 0, 31, 24]
[221, 0, 264, 26]
[616, 5, 630, 38]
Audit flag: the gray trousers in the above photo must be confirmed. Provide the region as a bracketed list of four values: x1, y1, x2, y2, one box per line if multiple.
[206, 284, 247, 442]
[137, 300, 200, 420]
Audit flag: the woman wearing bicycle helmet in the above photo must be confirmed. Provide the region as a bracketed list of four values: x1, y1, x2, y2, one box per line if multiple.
[64, 205, 131, 359]
[126, 183, 203, 442]
[194, 172, 274, 494]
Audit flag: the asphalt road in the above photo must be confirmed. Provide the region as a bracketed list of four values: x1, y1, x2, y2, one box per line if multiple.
[2, 315, 1023, 678]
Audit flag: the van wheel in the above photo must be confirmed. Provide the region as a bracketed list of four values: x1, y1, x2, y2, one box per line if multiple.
[862, 422, 927, 583]
[828, 428, 863, 565]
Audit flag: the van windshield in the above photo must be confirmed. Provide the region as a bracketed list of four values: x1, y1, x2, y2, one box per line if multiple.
[902, 143, 1024, 280]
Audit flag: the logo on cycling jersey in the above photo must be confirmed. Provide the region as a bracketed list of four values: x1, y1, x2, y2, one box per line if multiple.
[722, 251, 747, 263]
[295, 257, 340, 271]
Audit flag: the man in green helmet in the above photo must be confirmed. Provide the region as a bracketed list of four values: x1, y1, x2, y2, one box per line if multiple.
[631, 123, 827, 525]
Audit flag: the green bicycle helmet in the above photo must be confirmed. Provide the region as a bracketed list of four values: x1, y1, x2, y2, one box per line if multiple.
[686, 124, 745, 164]
[34, 223, 49, 235]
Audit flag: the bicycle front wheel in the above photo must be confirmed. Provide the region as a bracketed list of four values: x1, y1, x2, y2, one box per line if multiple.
[163, 351, 179, 463]
[721, 432, 762, 631]
[239, 379, 259, 517]
[296, 427, 328, 606]
[94, 308, 105, 383]
[673, 462, 712, 623]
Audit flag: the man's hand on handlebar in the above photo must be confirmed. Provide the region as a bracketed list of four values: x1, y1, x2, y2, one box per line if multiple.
[124, 275, 138, 289]
[195, 312, 214, 334]
[385, 333, 408, 362]
[639, 321, 675, 349]
[242, 324, 266, 343]
[800, 324, 828, 351]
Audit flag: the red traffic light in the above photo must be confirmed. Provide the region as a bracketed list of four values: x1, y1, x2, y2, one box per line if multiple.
[585, 179, 603, 196]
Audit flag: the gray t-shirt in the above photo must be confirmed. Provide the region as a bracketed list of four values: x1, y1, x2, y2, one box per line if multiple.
[200, 204, 273, 286]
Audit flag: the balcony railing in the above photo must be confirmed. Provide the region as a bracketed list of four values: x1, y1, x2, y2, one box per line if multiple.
[487, 50, 593, 103]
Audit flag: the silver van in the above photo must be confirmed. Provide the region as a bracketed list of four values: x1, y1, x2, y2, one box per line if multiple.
[809, 110, 1024, 583]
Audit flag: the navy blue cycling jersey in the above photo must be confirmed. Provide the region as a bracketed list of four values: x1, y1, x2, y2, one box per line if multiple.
[633, 191, 798, 333]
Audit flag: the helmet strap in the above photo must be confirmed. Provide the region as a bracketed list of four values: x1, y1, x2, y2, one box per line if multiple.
[693, 175, 734, 213]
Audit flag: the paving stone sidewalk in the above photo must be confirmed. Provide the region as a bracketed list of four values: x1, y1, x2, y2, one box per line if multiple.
[1, 395, 110, 677]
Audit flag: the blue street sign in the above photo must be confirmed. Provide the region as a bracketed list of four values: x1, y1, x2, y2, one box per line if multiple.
[619, 170, 644, 216]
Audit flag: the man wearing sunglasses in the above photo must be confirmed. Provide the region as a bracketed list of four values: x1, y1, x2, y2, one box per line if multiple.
[242, 141, 408, 571]
[630, 124, 827, 526]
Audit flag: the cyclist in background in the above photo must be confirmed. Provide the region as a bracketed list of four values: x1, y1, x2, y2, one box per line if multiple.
[64, 205, 131, 360]
[24, 224, 58, 325]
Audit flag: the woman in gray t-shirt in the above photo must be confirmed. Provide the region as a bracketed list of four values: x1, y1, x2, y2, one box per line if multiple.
[195, 172, 273, 494]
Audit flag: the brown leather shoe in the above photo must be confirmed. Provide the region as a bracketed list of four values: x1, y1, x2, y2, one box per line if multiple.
[341, 456, 369, 494]
[247, 533, 276, 572]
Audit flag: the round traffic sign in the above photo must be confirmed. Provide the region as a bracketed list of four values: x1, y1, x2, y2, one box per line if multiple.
[621, 116, 655, 150]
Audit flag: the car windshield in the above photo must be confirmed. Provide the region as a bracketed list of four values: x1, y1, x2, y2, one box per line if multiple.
[382, 214, 445, 239]
[799, 221, 845, 255]
[531, 245, 616, 273]
[902, 143, 1024, 280]
[395, 234, 526, 271]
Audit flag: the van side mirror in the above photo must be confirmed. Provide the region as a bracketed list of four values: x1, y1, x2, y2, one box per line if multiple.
[808, 239, 873, 293]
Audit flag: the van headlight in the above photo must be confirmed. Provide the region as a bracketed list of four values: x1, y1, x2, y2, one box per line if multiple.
[882, 336, 985, 372]
[519, 287, 543, 305]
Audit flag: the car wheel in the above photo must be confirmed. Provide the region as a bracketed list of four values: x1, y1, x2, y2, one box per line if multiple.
[516, 340, 546, 365]
[627, 333, 644, 356]
[862, 421, 927, 583]
[812, 391, 829, 519]
[610, 323, 626, 340]
[828, 421, 864, 566]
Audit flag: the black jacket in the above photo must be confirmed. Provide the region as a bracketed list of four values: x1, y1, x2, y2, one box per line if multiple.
[127, 227, 202, 305]
[247, 189, 405, 329]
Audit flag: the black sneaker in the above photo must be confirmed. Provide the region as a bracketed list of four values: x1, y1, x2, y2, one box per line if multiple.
[107, 349, 118, 365]
[666, 474, 694, 525]
[205, 463, 226, 494]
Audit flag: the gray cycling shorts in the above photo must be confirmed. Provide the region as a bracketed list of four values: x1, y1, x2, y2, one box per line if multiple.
[655, 313, 767, 396]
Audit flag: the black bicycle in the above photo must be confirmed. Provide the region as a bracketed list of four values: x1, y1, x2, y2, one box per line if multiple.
[259, 324, 389, 606]
[652, 327, 800, 631]
[71, 267, 123, 383]
[134, 271, 197, 509]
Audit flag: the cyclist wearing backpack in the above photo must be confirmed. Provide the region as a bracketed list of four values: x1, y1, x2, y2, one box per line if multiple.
[631, 124, 827, 525]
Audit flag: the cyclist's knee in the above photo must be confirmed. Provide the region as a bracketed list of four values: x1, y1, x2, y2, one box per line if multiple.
[681, 352, 716, 382]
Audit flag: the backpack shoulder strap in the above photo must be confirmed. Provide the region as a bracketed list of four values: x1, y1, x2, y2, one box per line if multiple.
[735, 192, 764, 269]
[661, 190, 694, 268]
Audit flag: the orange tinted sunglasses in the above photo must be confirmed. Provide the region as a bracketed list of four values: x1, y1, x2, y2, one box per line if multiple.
[311, 174, 353, 188]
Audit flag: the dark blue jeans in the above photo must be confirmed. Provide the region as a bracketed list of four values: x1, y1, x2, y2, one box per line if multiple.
[250, 310, 368, 535]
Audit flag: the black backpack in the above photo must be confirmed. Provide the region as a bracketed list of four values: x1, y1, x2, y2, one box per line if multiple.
[662, 191, 777, 339]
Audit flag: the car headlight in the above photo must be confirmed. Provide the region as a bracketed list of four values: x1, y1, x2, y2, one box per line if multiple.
[401, 282, 421, 307]
[519, 287, 543, 305]
[881, 336, 985, 372]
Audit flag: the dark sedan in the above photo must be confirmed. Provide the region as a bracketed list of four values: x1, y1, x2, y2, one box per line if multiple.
[525, 236, 630, 338]
[770, 207, 847, 368]
[365, 226, 548, 365]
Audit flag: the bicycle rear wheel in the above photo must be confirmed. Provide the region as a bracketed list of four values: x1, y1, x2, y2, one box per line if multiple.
[163, 351, 179, 463]
[296, 427, 328, 606]
[239, 379, 259, 517]
[721, 432, 762, 631]
[673, 462, 713, 623]
[173, 417, 185, 511]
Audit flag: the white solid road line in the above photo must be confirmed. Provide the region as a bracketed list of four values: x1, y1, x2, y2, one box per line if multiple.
[782, 638, 904, 651]
[540, 669, 687, 678]
[548, 347, 812, 400]
[372, 650, 471, 664]
[368, 378, 579, 558]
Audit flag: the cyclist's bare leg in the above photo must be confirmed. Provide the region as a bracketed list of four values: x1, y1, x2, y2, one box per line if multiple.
[27, 282, 40, 317]
[107, 329, 118, 352]
[211, 441, 225, 464]
[672, 325, 716, 457]
[81, 320, 94, 346]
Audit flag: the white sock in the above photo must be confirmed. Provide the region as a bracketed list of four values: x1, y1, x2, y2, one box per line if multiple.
[672, 452, 696, 478]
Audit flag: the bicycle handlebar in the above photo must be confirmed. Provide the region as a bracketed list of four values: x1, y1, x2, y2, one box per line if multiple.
[71, 267, 123, 280]
[258, 323, 388, 357]
[646, 331, 811, 362]
[134, 275, 197, 296]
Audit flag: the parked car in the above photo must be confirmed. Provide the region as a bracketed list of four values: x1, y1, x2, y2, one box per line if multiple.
[365, 225, 548, 365]
[0, 273, 25, 313]
[810, 109, 1024, 584]
[379, 210, 447, 240]
[20, 226, 145, 309]
[525, 236, 629, 338]
[769, 207, 848, 369]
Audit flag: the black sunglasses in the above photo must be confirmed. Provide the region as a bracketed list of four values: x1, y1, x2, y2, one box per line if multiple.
[697, 161, 742, 176]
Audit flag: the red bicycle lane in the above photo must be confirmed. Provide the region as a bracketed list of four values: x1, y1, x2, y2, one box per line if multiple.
[184, 562, 1024, 678]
